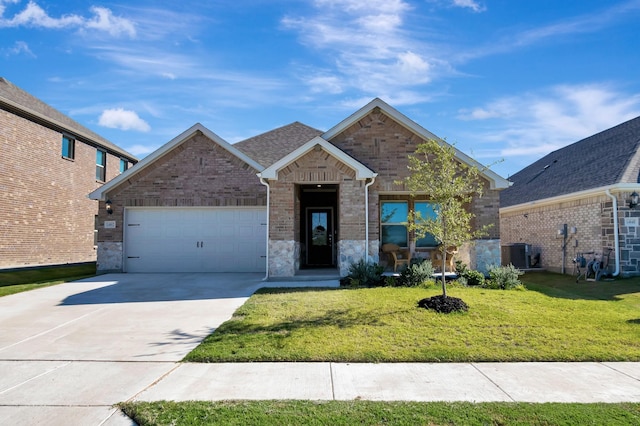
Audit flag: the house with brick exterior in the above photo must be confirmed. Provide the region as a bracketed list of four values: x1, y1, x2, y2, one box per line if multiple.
[90, 98, 509, 277]
[500, 115, 640, 277]
[0, 77, 137, 270]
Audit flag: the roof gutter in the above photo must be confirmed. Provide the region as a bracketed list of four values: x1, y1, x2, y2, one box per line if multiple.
[259, 177, 270, 281]
[500, 183, 640, 214]
[605, 189, 621, 277]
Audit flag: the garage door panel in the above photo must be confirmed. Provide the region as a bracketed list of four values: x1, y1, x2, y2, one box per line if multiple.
[124, 208, 266, 273]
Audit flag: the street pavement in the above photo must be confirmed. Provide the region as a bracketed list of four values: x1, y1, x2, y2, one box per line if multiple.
[0, 273, 639, 425]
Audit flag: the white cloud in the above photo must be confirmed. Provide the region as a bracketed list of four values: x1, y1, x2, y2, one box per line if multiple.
[452, 0, 486, 13]
[126, 143, 159, 157]
[0, 1, 135, 38]
[2, 40, 34, 57]
[458, 84, 640, 161]
[282, 0, 443, 103]
[84, 6, 135, 38]
[98, 108, 150, 132]
[307, 74, 343, 94]
[457, 1, 640, 62]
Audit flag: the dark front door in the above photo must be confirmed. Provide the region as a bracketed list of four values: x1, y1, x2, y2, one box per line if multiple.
[306, 208, 334, 266]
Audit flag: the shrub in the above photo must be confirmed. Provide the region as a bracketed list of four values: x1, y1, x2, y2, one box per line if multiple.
[454, 261, 485, 287]
[396, 259, 435, 287]
[454, 260, 468, 276]
[343, 259, 384, 287]
[462, 269, 485, 286]
[485, 264, 525, 290]
[384, 276, 398, 287]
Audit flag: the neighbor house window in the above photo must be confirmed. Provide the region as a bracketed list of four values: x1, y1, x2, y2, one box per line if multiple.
[96, 149, 106, 181]
[414, 201, 439, 248]
[119, 158, 128, 173]
[62, 135, 75, 159]
[381, 201, 409, 247]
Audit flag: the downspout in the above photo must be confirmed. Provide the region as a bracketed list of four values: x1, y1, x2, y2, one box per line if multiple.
[605, 189, 621, 276]
[259, 177, 270, 281]
[364, 176, 377, 263]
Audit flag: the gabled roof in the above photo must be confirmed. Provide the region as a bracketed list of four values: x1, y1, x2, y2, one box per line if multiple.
[258, 136, 377, 180]
[500, 115, 640, 208]
[234, 122, 323, 168]
[324, 98, 510, 190]
[0, 77, 136, 161]
[89, 123, 263, 200]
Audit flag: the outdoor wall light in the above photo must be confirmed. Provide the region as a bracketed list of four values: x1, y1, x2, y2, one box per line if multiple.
[105, 200, 113, 215]
[629, 191, 639, 209]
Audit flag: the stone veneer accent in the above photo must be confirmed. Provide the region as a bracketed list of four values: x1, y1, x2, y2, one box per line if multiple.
[97, 241, 123, 272]
[268, 240, 299, 277]
[338, 240, 367, 276]
[368, 240, 380, 264]
[470, 239, 501, 274]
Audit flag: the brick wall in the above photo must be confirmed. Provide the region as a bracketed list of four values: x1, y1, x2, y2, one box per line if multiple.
[271, 146, 362, 241]
[98, 132, 266, 243]
[0, 108, 125, 268]
[500, 194, 608, 274]
[329, 108, 501, 254]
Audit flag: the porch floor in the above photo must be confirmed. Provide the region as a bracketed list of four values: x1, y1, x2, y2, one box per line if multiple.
[266, 268, 341, 282]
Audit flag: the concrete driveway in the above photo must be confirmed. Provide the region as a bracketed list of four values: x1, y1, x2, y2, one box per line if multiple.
[0, 273, 269, 425]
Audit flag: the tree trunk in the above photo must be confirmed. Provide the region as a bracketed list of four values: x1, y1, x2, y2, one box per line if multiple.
[441, 248, 447, 298]
[441, 218, 447, 298]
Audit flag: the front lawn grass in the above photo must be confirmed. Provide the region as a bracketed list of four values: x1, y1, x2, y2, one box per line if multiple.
[184, 272, 640, 363]
[119, 400, 640, 426]
[0, 263, 96, 297]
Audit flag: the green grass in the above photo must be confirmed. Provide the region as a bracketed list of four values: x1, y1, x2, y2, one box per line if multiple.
[0, 263, 96, 297]
[119, 400, 640, 426]
[184, 272, 640, 363]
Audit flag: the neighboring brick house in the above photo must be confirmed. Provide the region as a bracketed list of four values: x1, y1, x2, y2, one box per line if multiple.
[0, 77, 137, 269]
[90, 98, 509, 277]
[500, 115, 640, 277]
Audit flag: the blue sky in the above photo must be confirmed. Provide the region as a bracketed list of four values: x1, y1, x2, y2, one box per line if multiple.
[2, 0, 640, 178]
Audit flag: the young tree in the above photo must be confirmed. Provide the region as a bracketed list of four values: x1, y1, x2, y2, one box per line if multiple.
[401, 139, 491, 298]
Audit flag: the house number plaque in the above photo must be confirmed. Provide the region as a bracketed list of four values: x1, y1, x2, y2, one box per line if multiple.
[104, 221, 116, 229]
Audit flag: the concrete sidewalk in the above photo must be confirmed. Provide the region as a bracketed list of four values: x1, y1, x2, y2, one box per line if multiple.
[135, 361, 640, 404]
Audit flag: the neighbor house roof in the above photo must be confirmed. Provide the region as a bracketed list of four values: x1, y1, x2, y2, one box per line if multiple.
[500, 115, 640, 208]
[0, 77, 137, 161]
[234, 122, 323, 168]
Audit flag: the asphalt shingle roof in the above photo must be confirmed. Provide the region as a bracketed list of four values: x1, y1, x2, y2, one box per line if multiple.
[234, 121, 324, 168]
[0, 77, 136, 161]
[500, 115, 640, 208]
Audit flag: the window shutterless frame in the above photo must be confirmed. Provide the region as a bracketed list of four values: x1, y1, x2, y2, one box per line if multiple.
[414, 201, 439, 248]
[380, 201, 409, 247]
[96, 149, 106, 181]
[62, 135, 75, 159]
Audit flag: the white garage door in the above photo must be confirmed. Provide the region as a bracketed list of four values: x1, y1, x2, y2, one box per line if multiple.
[124, 208, 267, 273]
